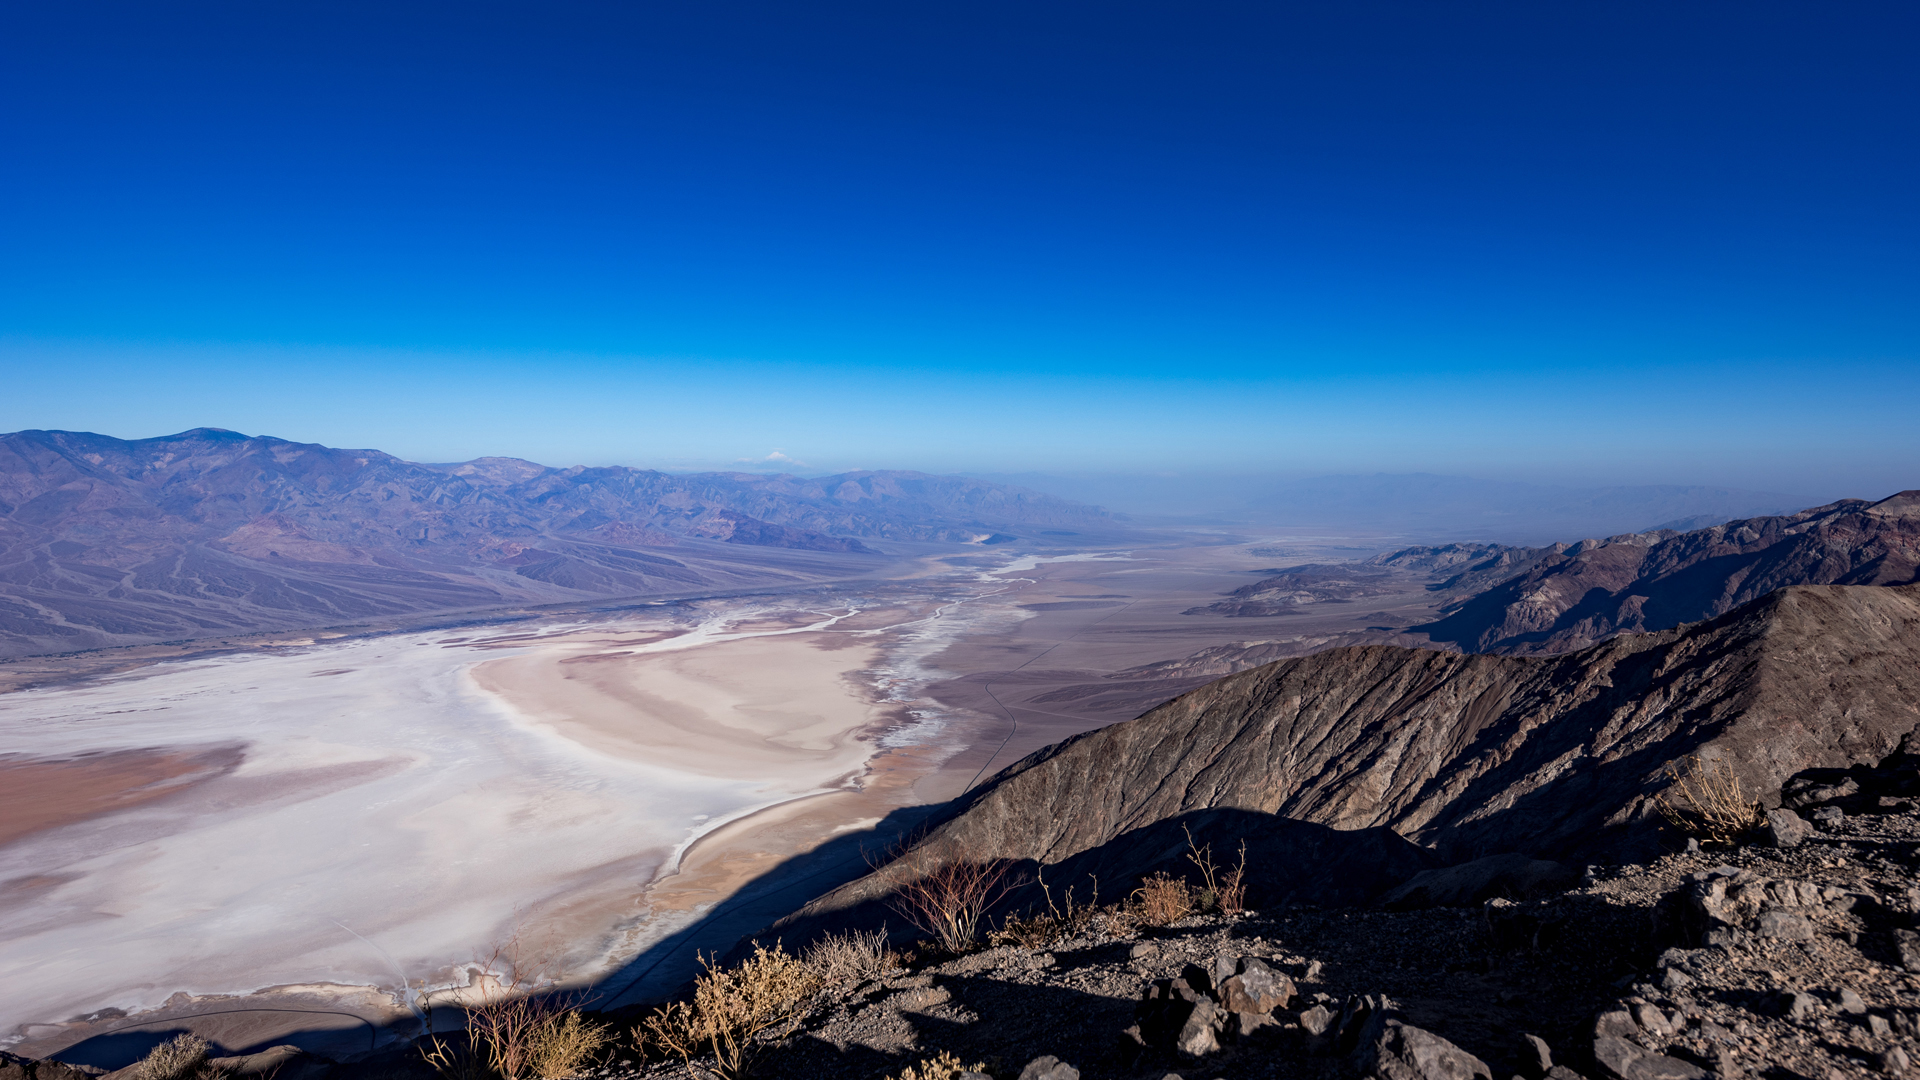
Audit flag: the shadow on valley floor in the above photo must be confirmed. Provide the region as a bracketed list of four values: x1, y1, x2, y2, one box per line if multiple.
[40, 803, 954, 1070]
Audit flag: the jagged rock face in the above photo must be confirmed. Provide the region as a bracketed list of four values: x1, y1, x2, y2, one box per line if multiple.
[1410, 493, 1920, 655]
[0, 428, 1107, 655]
[783, 585, 1920, 928]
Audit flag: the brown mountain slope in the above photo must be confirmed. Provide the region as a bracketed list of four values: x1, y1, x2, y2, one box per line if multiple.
[0, 428, 1109, 656]
[1408, 491, 1920, 654]
[774, 584, 1920, 935]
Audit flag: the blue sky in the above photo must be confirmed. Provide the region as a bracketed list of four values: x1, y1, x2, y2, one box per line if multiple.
[2, 1, 1915, 497]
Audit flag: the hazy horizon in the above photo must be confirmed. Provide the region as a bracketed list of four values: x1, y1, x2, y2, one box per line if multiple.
[4, 2, 1916, 498]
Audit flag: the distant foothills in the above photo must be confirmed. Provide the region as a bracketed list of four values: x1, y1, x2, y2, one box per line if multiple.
[0, 427, 1913, 663]
[0, 427, 1111, 657]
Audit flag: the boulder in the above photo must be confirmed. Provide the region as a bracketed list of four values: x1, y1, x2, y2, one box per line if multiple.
[1592, 1036, 1709, 1080]
[1298, 1003, 1337, 1037]
[1755, 909, 1814, 941]
[1520, 1033, 1553, 1077]
[1355, 1019, 1492, 1080]
[1017, 1057, 1079, 1080]
[1218, 967, 1294, 1014]
[1764, 808, 1812, 848]
[1175, 1000, 1220, 1056]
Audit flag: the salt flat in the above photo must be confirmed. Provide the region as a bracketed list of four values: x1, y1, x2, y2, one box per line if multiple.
[0, 538, 1422, 1061]
[0, 602, 913, 1041]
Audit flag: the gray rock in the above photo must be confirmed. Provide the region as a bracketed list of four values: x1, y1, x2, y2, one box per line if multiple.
[1810, 805, 1845, 826]
[1210, 954, 1239, 987]
[1130, 942, 1160, 961]
[1764, 807, 1812, 848]
[1870, 1014, 1892, 1037]
[1659, 967, 1694, 993]
[1018, 1057, 1079, 1080]
[1356, 1019, 1492, 1080]
[1754, 909, 1813, 941]
[1773, 990, 1819, 1022]
[1880, 1047, 1911, 1075]
[1299, 1003, 1337, 1036]
[1232, 1010, 1273, 1038]
[1592, 1009, 1640, 1040]
[1219, 967, 1294, 1014]
[1840, 987, 1868, 1015]
[1521, 1033, 1553, 1076]
[1592, 1035, 1709, 1080]
[1175, 1000, 1220, 1056]
[1895, 929, 1920, 972]
[1632, 1003, 1673, 1036]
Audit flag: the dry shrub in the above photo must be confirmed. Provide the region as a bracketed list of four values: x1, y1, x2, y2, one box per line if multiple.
[889, 1050, 988, 1080]
[421, 943, 612, 1080]
[637, 942, 822, 1080]
[1132, 871, 1195, 926]
[1657, 755, 1764, 845]
[138, 1033, 218, 1080]
[884, 844, 1016, 954]
[990, 870, 1101, 949]
[1184, 828, 1249, 915]
[802, 928, 900, 985]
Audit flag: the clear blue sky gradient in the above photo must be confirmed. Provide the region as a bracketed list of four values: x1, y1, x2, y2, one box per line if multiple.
[2, 2, 1915, 496]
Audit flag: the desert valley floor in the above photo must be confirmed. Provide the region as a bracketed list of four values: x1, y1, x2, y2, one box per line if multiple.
[0, 531, 1441, 1062]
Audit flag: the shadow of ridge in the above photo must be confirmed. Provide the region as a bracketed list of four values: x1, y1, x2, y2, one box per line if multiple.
[42, 802, 951, 1072]
[41, 1008, 382, 1071]
[753, 808, 1447, 951]
[586, 801, 951, 1013]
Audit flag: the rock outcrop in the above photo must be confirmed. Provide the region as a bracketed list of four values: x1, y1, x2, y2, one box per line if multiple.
[1408, 492, 1920, 655]
[776, 584, 1920, 937]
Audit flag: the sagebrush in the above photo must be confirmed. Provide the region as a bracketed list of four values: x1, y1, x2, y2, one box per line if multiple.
[803, 928, 900, 984]
[1656, 755, 1764, 844]
[1132, 871, 1195, 926]
[138, 1033, 217, 1080]
[421, 942, 612, 1080]
[889, 1050, 988, 1080]
[637, 941, 821, 1080]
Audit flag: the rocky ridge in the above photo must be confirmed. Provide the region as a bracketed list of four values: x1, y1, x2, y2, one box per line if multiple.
[1406, 492, 1920, 656]
[774, 584, 1920, 947]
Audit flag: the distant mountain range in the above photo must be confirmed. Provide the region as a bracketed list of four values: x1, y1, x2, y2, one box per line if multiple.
[983, 470, 1806, 544]
[1180, 490, 1919, 660]
[0, 428, 1110, 657]
[1406, 491, 1920, 654]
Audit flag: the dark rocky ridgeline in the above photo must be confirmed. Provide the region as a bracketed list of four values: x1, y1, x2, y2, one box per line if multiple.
[1406, 491, 1920, 656]
[773, 584, 1920, 948]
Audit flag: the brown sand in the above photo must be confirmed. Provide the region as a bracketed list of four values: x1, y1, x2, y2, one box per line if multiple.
[0, 746, 244, 847]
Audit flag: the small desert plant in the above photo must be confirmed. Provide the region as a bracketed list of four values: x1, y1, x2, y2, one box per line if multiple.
[888, 1050, 988, 1080]
[637, 941, 822, 1080]
[1656, 755, 1765, 845]
[990, 870, 1101, 949]
[1184, 828, 1249, 915]
[1132, 871, 1196, 926]
[802, 928, 901, 985]
[884, 844, 1016, 954]
[420, 942, 612, 1080]
[138, 1033, 217, 1080]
